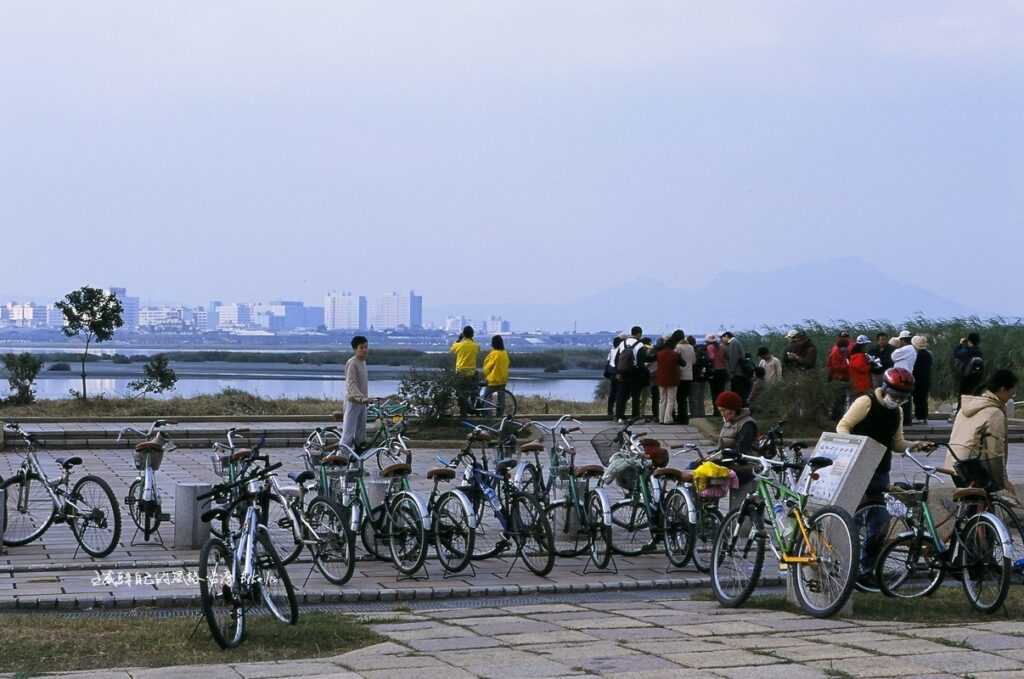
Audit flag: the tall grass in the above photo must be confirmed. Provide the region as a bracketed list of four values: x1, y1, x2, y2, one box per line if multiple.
[737, 316, 1024, 400]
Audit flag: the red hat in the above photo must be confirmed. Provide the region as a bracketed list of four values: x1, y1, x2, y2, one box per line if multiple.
[714, 391, 744, 411]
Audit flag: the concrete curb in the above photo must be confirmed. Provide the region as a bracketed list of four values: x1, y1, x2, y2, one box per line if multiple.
[0, 574, 785, 611]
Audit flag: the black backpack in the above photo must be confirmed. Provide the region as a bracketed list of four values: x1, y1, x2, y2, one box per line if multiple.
[695, 348, 714, 381]
[615, 340, 636, 375]
[739, 353, 756, 379]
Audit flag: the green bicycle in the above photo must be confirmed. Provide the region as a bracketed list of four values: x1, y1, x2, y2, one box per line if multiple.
[711, 450, 858, 618]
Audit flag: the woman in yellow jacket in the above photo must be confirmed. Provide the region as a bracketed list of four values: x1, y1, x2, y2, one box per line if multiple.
[482, 335, 511, 416]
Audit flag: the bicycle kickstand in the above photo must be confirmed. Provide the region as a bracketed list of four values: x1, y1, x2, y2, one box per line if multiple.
[583, 550, 618, 576]
[443, 560, 476, 580]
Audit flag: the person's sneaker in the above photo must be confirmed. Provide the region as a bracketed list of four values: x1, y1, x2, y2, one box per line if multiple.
[617, 418, 625, 424]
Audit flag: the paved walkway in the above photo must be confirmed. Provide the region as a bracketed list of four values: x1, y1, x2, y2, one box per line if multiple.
[10, 594, 1024, 678]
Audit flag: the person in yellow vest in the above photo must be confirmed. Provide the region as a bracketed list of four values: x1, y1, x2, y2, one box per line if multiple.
[482, 335, 511, 416]
[450, 325, 481, 415]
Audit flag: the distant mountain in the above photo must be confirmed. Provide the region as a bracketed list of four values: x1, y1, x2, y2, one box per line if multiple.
[431, 257, 975, 333]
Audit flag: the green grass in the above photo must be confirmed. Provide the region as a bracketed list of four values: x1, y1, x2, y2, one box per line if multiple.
[0, 611, 383, 675]
[691, 586, 1024, 623]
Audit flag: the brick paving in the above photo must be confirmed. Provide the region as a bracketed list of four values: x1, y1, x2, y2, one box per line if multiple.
[9, 595, 1024, 678]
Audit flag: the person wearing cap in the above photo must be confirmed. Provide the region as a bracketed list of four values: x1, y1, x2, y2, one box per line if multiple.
[705, 334, 729, 416]
[837, 367, 933, 584]
[891, 331, 918, 422]
[911, 335, 933, 423]
[783, 329, 817, 370]
[848, 335, 875, 397]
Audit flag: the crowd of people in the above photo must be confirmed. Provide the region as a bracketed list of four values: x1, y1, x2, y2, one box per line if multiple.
[603, 327, 992, 427]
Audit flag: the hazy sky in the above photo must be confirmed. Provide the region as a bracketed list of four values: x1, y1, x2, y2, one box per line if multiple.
[2, 3, 1022, 314]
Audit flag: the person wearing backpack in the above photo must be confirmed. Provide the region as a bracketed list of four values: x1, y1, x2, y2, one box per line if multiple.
[953, 333, 985, 411]
[604, 336, 623, 419]
[673, 329, 694, 424]
[614, 326, 647, 423]
[944, 369, 1019, 505]
[722, 332, 752, 401]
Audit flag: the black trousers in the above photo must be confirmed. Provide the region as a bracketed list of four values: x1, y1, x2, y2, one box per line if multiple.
[709, 370, 729, 415]
[675, 381, 691, 424]
[615, 376, 643, 419]
[606, 377, 618, 418]
[913, 386, 929, 422]
[730, 375, 752, 403]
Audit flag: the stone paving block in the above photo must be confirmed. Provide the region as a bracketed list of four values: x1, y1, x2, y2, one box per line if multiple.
[623, 639, 727, 655]
[771, 643, 869, 662]
[470, 620, 562, 636]
[334, 652, 447, 671]
[560, 616, 654, 630]
[971, 621, 1024, 635]
[572, 653, 685, 676]
[501, 603, 585, 614]
[131, 665, 243, 679]
[717, 634, 820, 650]
[869, 639, 966, 656]
[668, 649, 784, 668]
[972, 671, 1024, 679]
[712, 663, 830, 679]
[903, 650, 1023, 675]
[231, 660, 342, 678]
[381, 625, 478, 642]
[360, 668, 475, 679]
[604, 671, 707, 679]
[586, 626, 688, 641]
[809, 656, 958, 678]
[961, 633, 1024, 651]
[406, 635, 502, 652]
[494, 629, 597, 646]
[520, 641, 641, 661]
[669, 620, 775, 636]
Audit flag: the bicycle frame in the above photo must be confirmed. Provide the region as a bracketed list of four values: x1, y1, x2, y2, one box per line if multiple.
[14, 452, 69, 514]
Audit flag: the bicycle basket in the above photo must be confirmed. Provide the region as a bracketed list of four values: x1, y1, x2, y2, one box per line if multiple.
[133, 449, 164, 472]
[591, 427, 625, 466]
[211, 453, 231, 479]
[952, 456, 1000, 492]
[699, 475, 732, 499]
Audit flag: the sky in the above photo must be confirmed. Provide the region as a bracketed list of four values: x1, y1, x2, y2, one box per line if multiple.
[2, 2, 1022, 319]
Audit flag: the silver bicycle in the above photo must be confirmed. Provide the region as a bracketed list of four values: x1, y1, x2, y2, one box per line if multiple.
[118, 419, 177, 544]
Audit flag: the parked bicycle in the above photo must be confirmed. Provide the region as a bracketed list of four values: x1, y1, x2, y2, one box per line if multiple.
[198, 457, 298, 649]
[441, 425, 555, 575]
[874, 449, 1012, 613]
[1, 422, 122, 558]
[710, 449, 858, 618]
[591, 420, 696, 568]
[118, 419, 177, 543]
[512, 417, 613, 569]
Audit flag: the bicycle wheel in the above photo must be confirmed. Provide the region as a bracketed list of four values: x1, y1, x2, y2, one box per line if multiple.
[126, 479, 144, 531]
[546, 499, 590, 558]
[388, 494, 427, 575]
[516, 462, 545, 500]
[500, 389, 518, 417]
[692, 504, 724, 573]
[791, 506, 858, 618]
[199, 537, 244, 649]
[265, 493, 302, 565]
[1, 472, 56, 546]
[960, 515, 1011, 614]
[511, 494, 555, 576]
[307, 497, 355, 586]
[69, 475, 122, 558]
[587, 490, 612, 570]
[710, 506, 765, 608]
[359, 504, 390, 560]
[876, 534, 944, 599]
[662, 488, 696, 568]
[609, 496, 655, 556]
[852, 501, 911, 593]
[470, 492, 505, 560]
[254, 529, 299, 625]
[434, 491, 475, 573]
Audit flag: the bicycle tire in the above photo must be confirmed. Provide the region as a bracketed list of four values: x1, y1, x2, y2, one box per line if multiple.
[960, 514, 1011, 614]
[791, 505, 858, 618]
[359, 504, 391, 560]
[307, 496, 356, 586]
[852, 500, 911, 593]
[388, 494, 428, 575]
[609, 496, 655, 556]
[500, 389, 518, 417]
[469, 492, 505, 560]
[710, 506, 765, 608]
[1, 472, 56, 546]
[223, 493, 301, 565]
[989, 498, 1024, 575]
[126, 478, 144, 531]
[662, 488, 696, 568]
[516, 462, 545, 500]
[254, 528, 299, 625]
[587, 490, 612, 570]
[546, 498, 590, 558]
[199, 537, 245, 649]
[511, 494, 555, 576]
[433, 491, 475, 573]
[692, 505, 724, 573]
[69, 475, 122, 558]
[875, 534, 944, 599]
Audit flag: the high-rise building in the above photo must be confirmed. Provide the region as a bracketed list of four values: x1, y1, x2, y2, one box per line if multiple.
[193, 306, 209, 332]
[106, 287, 140, 330]
[5, 303, 46, 328]
[45, 304, 64, 328]
[138, 306, 189, 331]
[369, 290, 422, 330]
[325, 291, 367, 330]
[207, 301, 222, 331]
[217, 303, 251, 329]
[304, 306, 325, 329]
[251, 301, 306, 331]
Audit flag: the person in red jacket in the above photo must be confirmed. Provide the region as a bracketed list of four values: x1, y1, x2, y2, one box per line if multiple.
[848, 335, 874, 397]
[655, 338, 684, 424]
[827, 332, 852, 420]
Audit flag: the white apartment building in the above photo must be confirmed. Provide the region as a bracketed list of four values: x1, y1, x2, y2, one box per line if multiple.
[369, 291, 422, 330]
[217, 303, 252, 329]
[325, 291, 367, 330]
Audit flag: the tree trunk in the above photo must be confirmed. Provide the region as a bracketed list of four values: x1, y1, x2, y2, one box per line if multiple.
[80, 335, 91, 400]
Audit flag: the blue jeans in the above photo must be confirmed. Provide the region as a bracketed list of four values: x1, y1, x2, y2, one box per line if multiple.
[860, 470, 891, 573]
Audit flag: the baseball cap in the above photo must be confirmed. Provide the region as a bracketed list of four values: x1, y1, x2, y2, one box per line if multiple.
[898, 330, 912, 340]
[856, 334, 870, 345]
[785, 329, 798, 339]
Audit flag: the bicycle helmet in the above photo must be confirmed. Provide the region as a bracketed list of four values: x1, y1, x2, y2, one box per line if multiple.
[882, 367, 915, 394]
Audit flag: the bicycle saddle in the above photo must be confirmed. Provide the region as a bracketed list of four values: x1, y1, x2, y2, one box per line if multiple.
[55, 456, 83, 469]
[135, 440, 163, 453]
[653, 468, 691, 484]
[230, 448, 253, 462]
[380, 463, 411, 478]
[468, 430, 493, 443]
[496, 458, 517, 476]
[575, 464, 605, 479]
[427, 467, 456, 482]
[289, 470, 315, 485]
[807, 456, 834, 471]
[519, 441, 544, 453]
[953, 487, 988, 502]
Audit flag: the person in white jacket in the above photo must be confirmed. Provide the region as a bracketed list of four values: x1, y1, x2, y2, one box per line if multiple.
[890, 330, 918, 422]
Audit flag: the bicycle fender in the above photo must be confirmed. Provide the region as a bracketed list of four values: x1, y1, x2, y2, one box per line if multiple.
[592, 488, 612, 525]
[977, 511, 1014, 557]
[447, 489, 478, 529]
[679, 486, 699, 526]
[395, 490, 431, 528]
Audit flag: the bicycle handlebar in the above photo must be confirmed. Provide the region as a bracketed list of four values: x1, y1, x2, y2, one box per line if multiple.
[197, 461, 283, 501]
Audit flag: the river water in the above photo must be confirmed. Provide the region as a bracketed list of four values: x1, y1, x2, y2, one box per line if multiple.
[13, 377, 603, 402]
